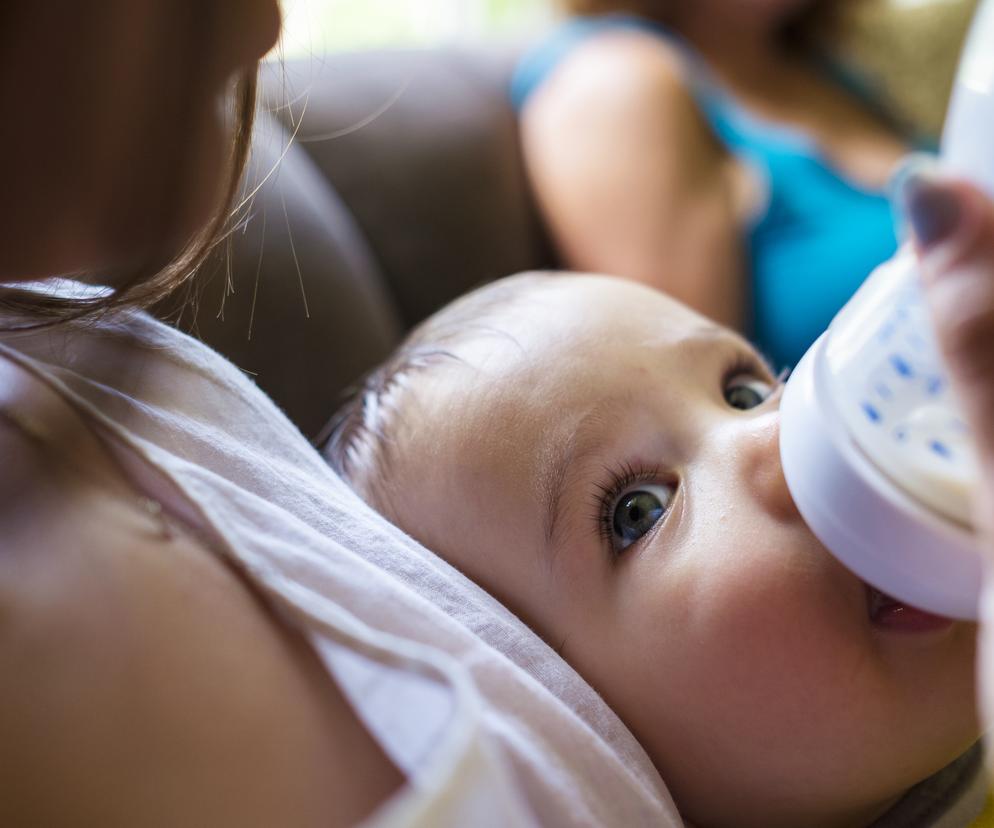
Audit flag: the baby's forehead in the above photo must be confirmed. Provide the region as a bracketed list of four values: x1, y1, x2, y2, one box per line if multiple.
[428, 315, 733, 440]
[457, 276, 716, 355]
[421, 279, 735, 405]
[405, 274, 746, 435]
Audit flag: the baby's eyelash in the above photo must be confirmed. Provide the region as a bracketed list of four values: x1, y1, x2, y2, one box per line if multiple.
[723, 351, 779, 386]
[589, 351, 780, 556]
[591, 460, 664, 553]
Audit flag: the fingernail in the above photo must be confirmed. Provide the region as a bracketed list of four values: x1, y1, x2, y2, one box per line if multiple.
[889, 152, 936, 199]
[896, 169, 963, 250]
[889, 153, 937, 243]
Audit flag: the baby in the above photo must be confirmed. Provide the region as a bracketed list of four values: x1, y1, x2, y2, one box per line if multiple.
[325, 272, 980, 827]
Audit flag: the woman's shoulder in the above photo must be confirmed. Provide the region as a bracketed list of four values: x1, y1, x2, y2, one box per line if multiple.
[515, 19, 720, 185]
[512, 15, 692, 112]
[516, 28, 704, 142]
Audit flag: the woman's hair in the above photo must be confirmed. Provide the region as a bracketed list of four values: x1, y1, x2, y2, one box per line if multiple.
[0, 67, 260, 326]
[557, 0, 673, 18]
[556, 0, 842, 47]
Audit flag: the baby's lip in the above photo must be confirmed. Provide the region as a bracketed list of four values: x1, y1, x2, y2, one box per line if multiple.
[865, 584, 956, 633]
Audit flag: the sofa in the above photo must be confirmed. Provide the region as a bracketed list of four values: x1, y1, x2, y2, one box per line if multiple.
[182, 47, 552, 440]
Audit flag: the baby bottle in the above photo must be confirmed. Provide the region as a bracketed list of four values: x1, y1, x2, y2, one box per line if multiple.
[779, 0, 994, 622]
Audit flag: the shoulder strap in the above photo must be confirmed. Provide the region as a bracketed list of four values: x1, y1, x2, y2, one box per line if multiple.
[510, 14, 718, 111]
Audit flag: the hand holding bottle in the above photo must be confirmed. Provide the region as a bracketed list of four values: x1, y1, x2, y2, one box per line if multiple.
[903, 171, 994, 724]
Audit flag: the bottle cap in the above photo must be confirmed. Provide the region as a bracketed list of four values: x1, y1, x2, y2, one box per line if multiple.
[780, 333, 982, 620]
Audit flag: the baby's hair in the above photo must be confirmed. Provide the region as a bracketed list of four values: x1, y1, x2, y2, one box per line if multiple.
[321, 341, 460, 499]
[323, 272, 551, 508]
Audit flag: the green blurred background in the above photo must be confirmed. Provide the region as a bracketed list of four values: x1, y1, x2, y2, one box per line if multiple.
[276, 0, 553, 57]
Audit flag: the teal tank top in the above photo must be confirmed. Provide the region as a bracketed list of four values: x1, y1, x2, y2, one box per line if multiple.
[511, 16, 904, 369]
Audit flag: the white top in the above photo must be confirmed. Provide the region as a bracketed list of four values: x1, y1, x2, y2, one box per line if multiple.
[0, 293, 679, 827]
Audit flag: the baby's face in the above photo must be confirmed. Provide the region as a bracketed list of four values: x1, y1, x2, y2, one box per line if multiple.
[384, 275, 978, 827]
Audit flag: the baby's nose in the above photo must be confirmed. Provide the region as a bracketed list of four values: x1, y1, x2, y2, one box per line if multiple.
[739, 412, 800, 524]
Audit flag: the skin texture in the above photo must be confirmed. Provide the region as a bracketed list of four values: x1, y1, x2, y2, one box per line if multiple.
[520, 0, 908, 330]
[369, 274, 979, 828]
[0, 2, 403, 824]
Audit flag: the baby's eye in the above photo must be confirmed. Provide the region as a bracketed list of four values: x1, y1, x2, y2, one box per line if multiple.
[611, 483, 675, 552]
[723, 373, 775, 410]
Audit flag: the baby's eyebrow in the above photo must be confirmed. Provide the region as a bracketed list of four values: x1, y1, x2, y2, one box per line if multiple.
[540, 394, 635, 549]
[538, 325, 763, 553]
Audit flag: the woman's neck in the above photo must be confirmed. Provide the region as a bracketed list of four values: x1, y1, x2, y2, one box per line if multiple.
[668, 4, 798, 88]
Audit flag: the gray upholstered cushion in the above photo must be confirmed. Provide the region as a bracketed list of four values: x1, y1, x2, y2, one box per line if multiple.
[183, 48, 551, 438]
[265, 48, 551, 326]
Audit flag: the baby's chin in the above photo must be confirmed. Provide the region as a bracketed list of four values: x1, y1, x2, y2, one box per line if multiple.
[675, 770, 946, 828]
[658, 712, 981, 828]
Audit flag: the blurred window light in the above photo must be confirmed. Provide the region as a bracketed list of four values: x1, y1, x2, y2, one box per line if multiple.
[274, 0, 554, 58]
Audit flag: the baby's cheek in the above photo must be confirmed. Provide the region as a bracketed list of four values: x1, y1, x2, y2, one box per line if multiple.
[681, 562, 862, 709]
